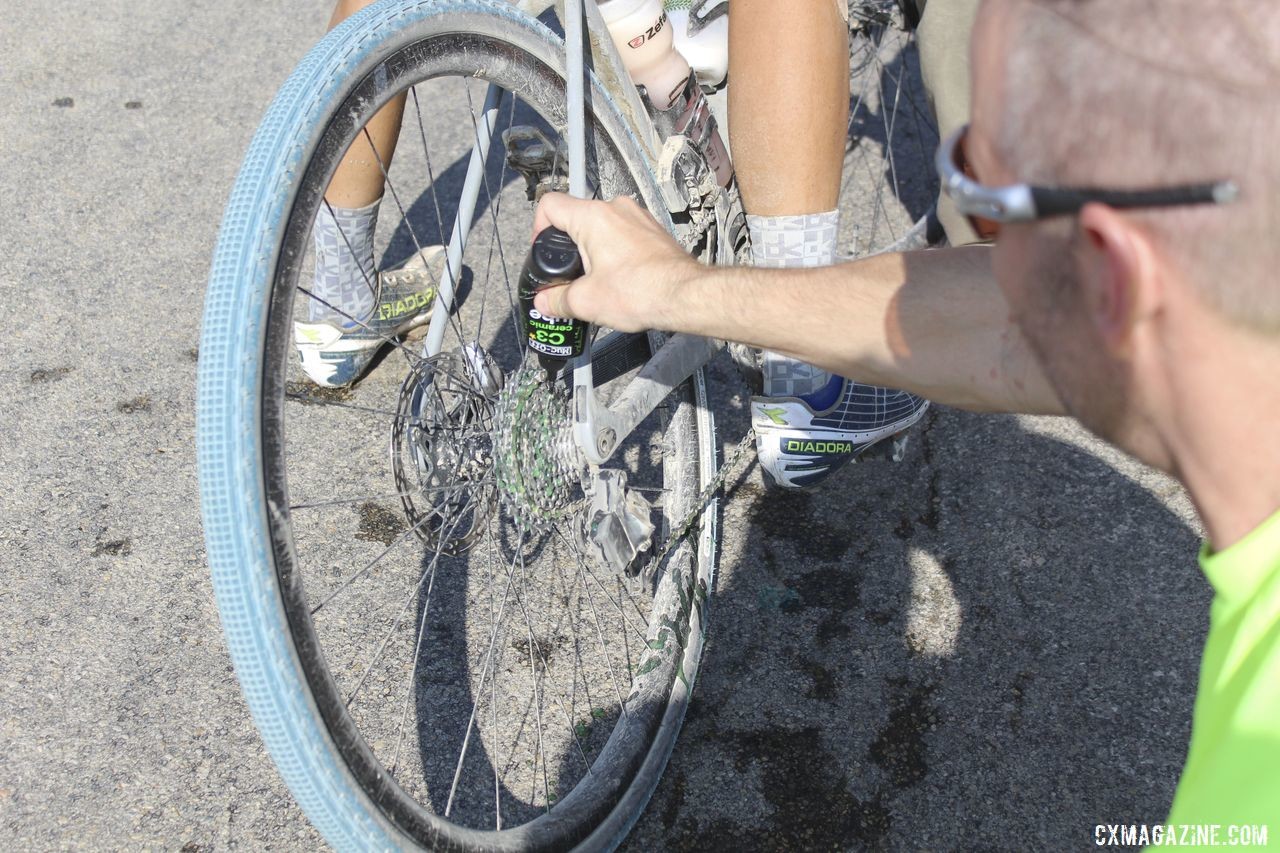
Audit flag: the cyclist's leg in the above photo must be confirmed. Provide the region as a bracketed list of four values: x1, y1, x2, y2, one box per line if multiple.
[297, 0, 442, 388]
[728, 0, 844, 400]
[729, 0, 928, 489]
[323, 0, 406, 208]
[728, 0, 848, 219]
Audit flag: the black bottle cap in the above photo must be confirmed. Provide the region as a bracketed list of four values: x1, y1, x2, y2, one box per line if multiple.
[532, 227, 584, 280]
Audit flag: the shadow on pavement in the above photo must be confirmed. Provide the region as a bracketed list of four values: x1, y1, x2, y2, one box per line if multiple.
[624, 389, 1208, 850]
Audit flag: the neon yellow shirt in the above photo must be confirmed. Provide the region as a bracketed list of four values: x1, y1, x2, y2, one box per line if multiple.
[1166, 508, 1280, 831]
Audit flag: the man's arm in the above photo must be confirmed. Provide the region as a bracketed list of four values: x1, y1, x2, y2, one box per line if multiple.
[532, 194, 1063, 415]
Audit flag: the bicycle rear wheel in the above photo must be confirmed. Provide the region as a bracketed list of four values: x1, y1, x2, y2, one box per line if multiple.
[843, 0, 942, 256]
[198, 2, 716, 849]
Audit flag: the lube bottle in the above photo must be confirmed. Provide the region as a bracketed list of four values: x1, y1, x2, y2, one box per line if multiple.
[519, 227, 587, 373]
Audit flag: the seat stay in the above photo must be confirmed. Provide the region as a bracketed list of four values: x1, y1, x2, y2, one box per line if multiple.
[563, 0, 709, 467]
[421, 83, 504, 358]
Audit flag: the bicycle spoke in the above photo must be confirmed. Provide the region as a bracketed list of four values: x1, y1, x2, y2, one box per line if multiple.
[443, 538, 524, 817]
[463, 81, 520, 361]
[311, 484, 471, 616]
[573, 553, 629, 716]
[321, 195, 382, 307]
[546, 527, 656, 728]
[554, 527, 650, 641]
[404, 84, 486, 361]
[409, 85, 454, 259]
[289, 484, 483, 512]
[842, 15, 935, 258]
[487, 519, 503, 829]
[448, 515, 638, 817]
[363, 125, 438, 297]
[294, 284, 429, 369]
[428, 82, 507, 358]
[488, 555, 588, 792]
[513, 544, 552, 814]
[388, 498, 454, 775]
[285, 390, 409, 419]
[505, 543, 596, 772]
[616, 575, 635, 677]
[344, 489, 478, 708]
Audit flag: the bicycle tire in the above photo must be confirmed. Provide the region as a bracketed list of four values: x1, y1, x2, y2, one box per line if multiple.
[198, 1, 718, 849]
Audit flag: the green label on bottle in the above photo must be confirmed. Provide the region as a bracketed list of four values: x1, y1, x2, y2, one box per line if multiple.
[526, 310, 583, 358]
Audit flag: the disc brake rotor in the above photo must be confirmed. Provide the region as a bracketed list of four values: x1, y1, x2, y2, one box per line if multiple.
[392, 346, 500, 555]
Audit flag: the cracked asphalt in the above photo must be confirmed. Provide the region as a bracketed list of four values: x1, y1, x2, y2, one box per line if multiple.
[0, 0, 1212, 849]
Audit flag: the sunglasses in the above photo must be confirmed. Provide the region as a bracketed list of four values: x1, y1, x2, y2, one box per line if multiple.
[936, 124, 1239, 241]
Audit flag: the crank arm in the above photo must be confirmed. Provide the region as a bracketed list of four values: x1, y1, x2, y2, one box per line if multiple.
[572, 333, 722, 465]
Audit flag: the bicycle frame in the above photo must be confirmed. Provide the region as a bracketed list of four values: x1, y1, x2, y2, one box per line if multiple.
[420, 0, 725, 466]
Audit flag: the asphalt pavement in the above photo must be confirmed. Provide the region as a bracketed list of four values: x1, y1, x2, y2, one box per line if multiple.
[0, 1, 1212, 849]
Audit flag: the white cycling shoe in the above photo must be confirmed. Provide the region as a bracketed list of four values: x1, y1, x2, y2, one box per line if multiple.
[752, 374, 930, 490]
[294, 246, 445, 388]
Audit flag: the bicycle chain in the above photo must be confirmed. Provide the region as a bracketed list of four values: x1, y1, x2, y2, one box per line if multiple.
[635, 425, 756, 583]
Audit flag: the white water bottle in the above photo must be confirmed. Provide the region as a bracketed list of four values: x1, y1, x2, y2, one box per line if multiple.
[599, 0, 693, 110]
[665, 1, 729, 89]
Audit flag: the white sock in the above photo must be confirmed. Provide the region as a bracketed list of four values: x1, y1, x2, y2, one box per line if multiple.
[747, 210, 840, 398]
[311, 198, 380, 325]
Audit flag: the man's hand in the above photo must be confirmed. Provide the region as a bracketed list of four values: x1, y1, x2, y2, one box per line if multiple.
[530, 193, 701, 333]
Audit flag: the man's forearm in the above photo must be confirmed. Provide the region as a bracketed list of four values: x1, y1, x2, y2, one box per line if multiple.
[660, 246, 1064, 414]
[529, 194, 1062, 414]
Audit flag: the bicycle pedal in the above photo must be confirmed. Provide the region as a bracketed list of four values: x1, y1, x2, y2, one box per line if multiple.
[503, 125, 577, 202]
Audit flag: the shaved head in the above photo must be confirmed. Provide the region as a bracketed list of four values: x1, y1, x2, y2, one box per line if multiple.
[985, 0, 1280, 331]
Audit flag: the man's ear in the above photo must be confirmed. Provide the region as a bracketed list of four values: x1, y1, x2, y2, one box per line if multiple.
[1075, 202, 1162, 354]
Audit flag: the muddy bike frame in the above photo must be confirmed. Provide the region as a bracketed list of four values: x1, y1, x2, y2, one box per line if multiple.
[417, 0, 725, 468]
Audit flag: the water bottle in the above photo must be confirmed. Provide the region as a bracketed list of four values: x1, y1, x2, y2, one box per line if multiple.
[519, 227, 588, 372]
[665, 1, 729, 89]
[599, 0, 693, 110]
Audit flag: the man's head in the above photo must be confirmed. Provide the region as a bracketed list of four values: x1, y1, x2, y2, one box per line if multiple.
[966, 0, 1280, 470]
